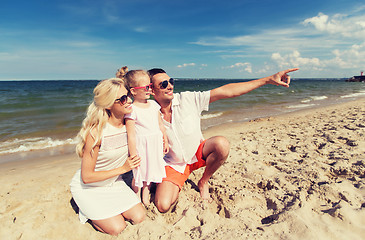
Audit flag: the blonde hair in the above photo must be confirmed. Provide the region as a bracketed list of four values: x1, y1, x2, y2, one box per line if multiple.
[116, 66, 128, 79]
[116, 66, 149, 91]
[76, 78, 126, 158]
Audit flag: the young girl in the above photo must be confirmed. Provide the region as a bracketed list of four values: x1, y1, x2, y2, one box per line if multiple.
[119, 67, 169, 206]
[70, 78, 145, 235]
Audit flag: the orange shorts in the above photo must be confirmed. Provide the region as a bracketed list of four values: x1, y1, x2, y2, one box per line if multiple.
[163, 140, 206, 189]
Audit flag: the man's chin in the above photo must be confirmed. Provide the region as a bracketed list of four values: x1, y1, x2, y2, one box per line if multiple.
[167, 93, 174, 99]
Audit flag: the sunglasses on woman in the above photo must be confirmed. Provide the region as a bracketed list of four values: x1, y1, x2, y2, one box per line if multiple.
[159, 78, 174, 89]
[115, 94, 131, 105]
[132, 83, 152, 91]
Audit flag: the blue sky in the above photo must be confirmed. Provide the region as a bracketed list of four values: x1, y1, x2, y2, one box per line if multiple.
[1, 0, 365, 80]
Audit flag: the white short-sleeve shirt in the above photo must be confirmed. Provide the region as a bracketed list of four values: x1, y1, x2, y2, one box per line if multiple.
[161, 91, 210, 173]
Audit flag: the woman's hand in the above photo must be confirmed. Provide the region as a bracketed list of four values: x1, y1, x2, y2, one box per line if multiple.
[121, 155, 141, 173]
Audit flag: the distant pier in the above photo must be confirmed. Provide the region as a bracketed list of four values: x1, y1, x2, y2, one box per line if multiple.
[346, 72, 365, 82]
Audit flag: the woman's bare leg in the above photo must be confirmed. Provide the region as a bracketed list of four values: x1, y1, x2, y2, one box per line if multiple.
[122, 203, 146, 224]
[91, 215, 127, 236]
[91, 203, 145, 235]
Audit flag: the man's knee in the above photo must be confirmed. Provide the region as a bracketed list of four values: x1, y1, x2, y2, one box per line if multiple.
[212, 136, 230, 158]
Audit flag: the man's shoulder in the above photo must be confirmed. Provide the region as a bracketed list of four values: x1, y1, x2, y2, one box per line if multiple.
[173, 91, 210, 109]
[174, 91, 197, 103]
[178, 90, 209, 98]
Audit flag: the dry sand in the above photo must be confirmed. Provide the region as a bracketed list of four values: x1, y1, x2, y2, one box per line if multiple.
[1, 99, 364, 240]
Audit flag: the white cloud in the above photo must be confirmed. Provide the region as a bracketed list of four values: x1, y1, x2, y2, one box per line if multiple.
[226, 62, 252, 73]
[302, 12, 365, 39]
[177, 63, 196, 68]
[191, 8, 365, 77]
[353, 4, 365, 13]
[191, 29, 305, 50]
[271, 51, 321, 70]
[191, 27, 344, 60]
[256, 63, 274, 75]
[324, 42, 365, 69]
[270, 42, 365, 74]
[191, 9, 365, 62]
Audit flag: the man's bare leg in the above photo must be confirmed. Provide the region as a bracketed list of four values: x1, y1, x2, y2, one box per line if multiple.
[154, 181, 180, 213]
[200, 136, 230, 201]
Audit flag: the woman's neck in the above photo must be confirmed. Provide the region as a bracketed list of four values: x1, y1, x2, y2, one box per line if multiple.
[108, 114, 125, 128]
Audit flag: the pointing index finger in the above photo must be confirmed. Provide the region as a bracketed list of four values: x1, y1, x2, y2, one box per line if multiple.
[285, 68, 299, 74]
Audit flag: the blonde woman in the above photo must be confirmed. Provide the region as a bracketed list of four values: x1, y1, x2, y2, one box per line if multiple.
[70, 78, 145, 235]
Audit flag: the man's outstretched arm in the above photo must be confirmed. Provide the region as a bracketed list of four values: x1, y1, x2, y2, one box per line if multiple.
[209, 68, 299, 103]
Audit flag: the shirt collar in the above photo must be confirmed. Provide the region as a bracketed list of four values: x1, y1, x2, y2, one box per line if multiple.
[171, 93, 180, 106]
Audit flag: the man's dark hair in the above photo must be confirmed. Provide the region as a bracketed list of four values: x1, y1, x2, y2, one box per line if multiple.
[147, 68, 166, 79]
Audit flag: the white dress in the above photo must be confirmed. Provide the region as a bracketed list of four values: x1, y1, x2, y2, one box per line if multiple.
[125, 100, 166, 188]
[70, 123, 140, 224]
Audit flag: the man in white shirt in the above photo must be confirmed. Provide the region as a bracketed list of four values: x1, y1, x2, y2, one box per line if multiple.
[148, 67, 298, 213]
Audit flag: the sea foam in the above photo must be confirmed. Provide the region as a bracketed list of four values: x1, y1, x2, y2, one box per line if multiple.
[341, 91, 365, 98]
[0, 137, 77, 155]
[286, 103, 316, 109]
[201, 112, 223, 120]
[301, 96, 328, 103]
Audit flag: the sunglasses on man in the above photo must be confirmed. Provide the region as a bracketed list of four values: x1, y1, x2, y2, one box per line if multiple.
[159, 78, 174, 89]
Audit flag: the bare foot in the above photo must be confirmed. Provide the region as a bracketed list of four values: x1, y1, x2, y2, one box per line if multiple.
[198, 179, 213, 203]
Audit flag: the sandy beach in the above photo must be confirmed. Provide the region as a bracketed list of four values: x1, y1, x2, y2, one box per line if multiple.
[1, 98, 364, 240]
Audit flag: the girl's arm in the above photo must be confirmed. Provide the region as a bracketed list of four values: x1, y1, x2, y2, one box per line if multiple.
[80, 130, 140, 184]
[125, 118, 138, 157]
[158, 112, 169, 154]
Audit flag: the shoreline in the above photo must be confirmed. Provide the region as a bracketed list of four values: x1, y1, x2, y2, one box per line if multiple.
[202, 94, 365, 130]
[2, 79, 364, 158]
[205, 96, 365, 133]
[1, 98, 364, 239]
[1, 96, 364, 165]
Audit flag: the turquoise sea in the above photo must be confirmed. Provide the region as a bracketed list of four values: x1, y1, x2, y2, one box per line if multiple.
[1, 78, 365, 163]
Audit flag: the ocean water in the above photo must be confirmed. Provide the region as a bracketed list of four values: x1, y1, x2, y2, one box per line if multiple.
[1, 78, 365, 163]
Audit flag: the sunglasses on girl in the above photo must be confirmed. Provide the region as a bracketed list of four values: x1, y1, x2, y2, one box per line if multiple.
[159, 78, 174, 89]
[132, 83, 152, 91]
[115, 94, 130, 105]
